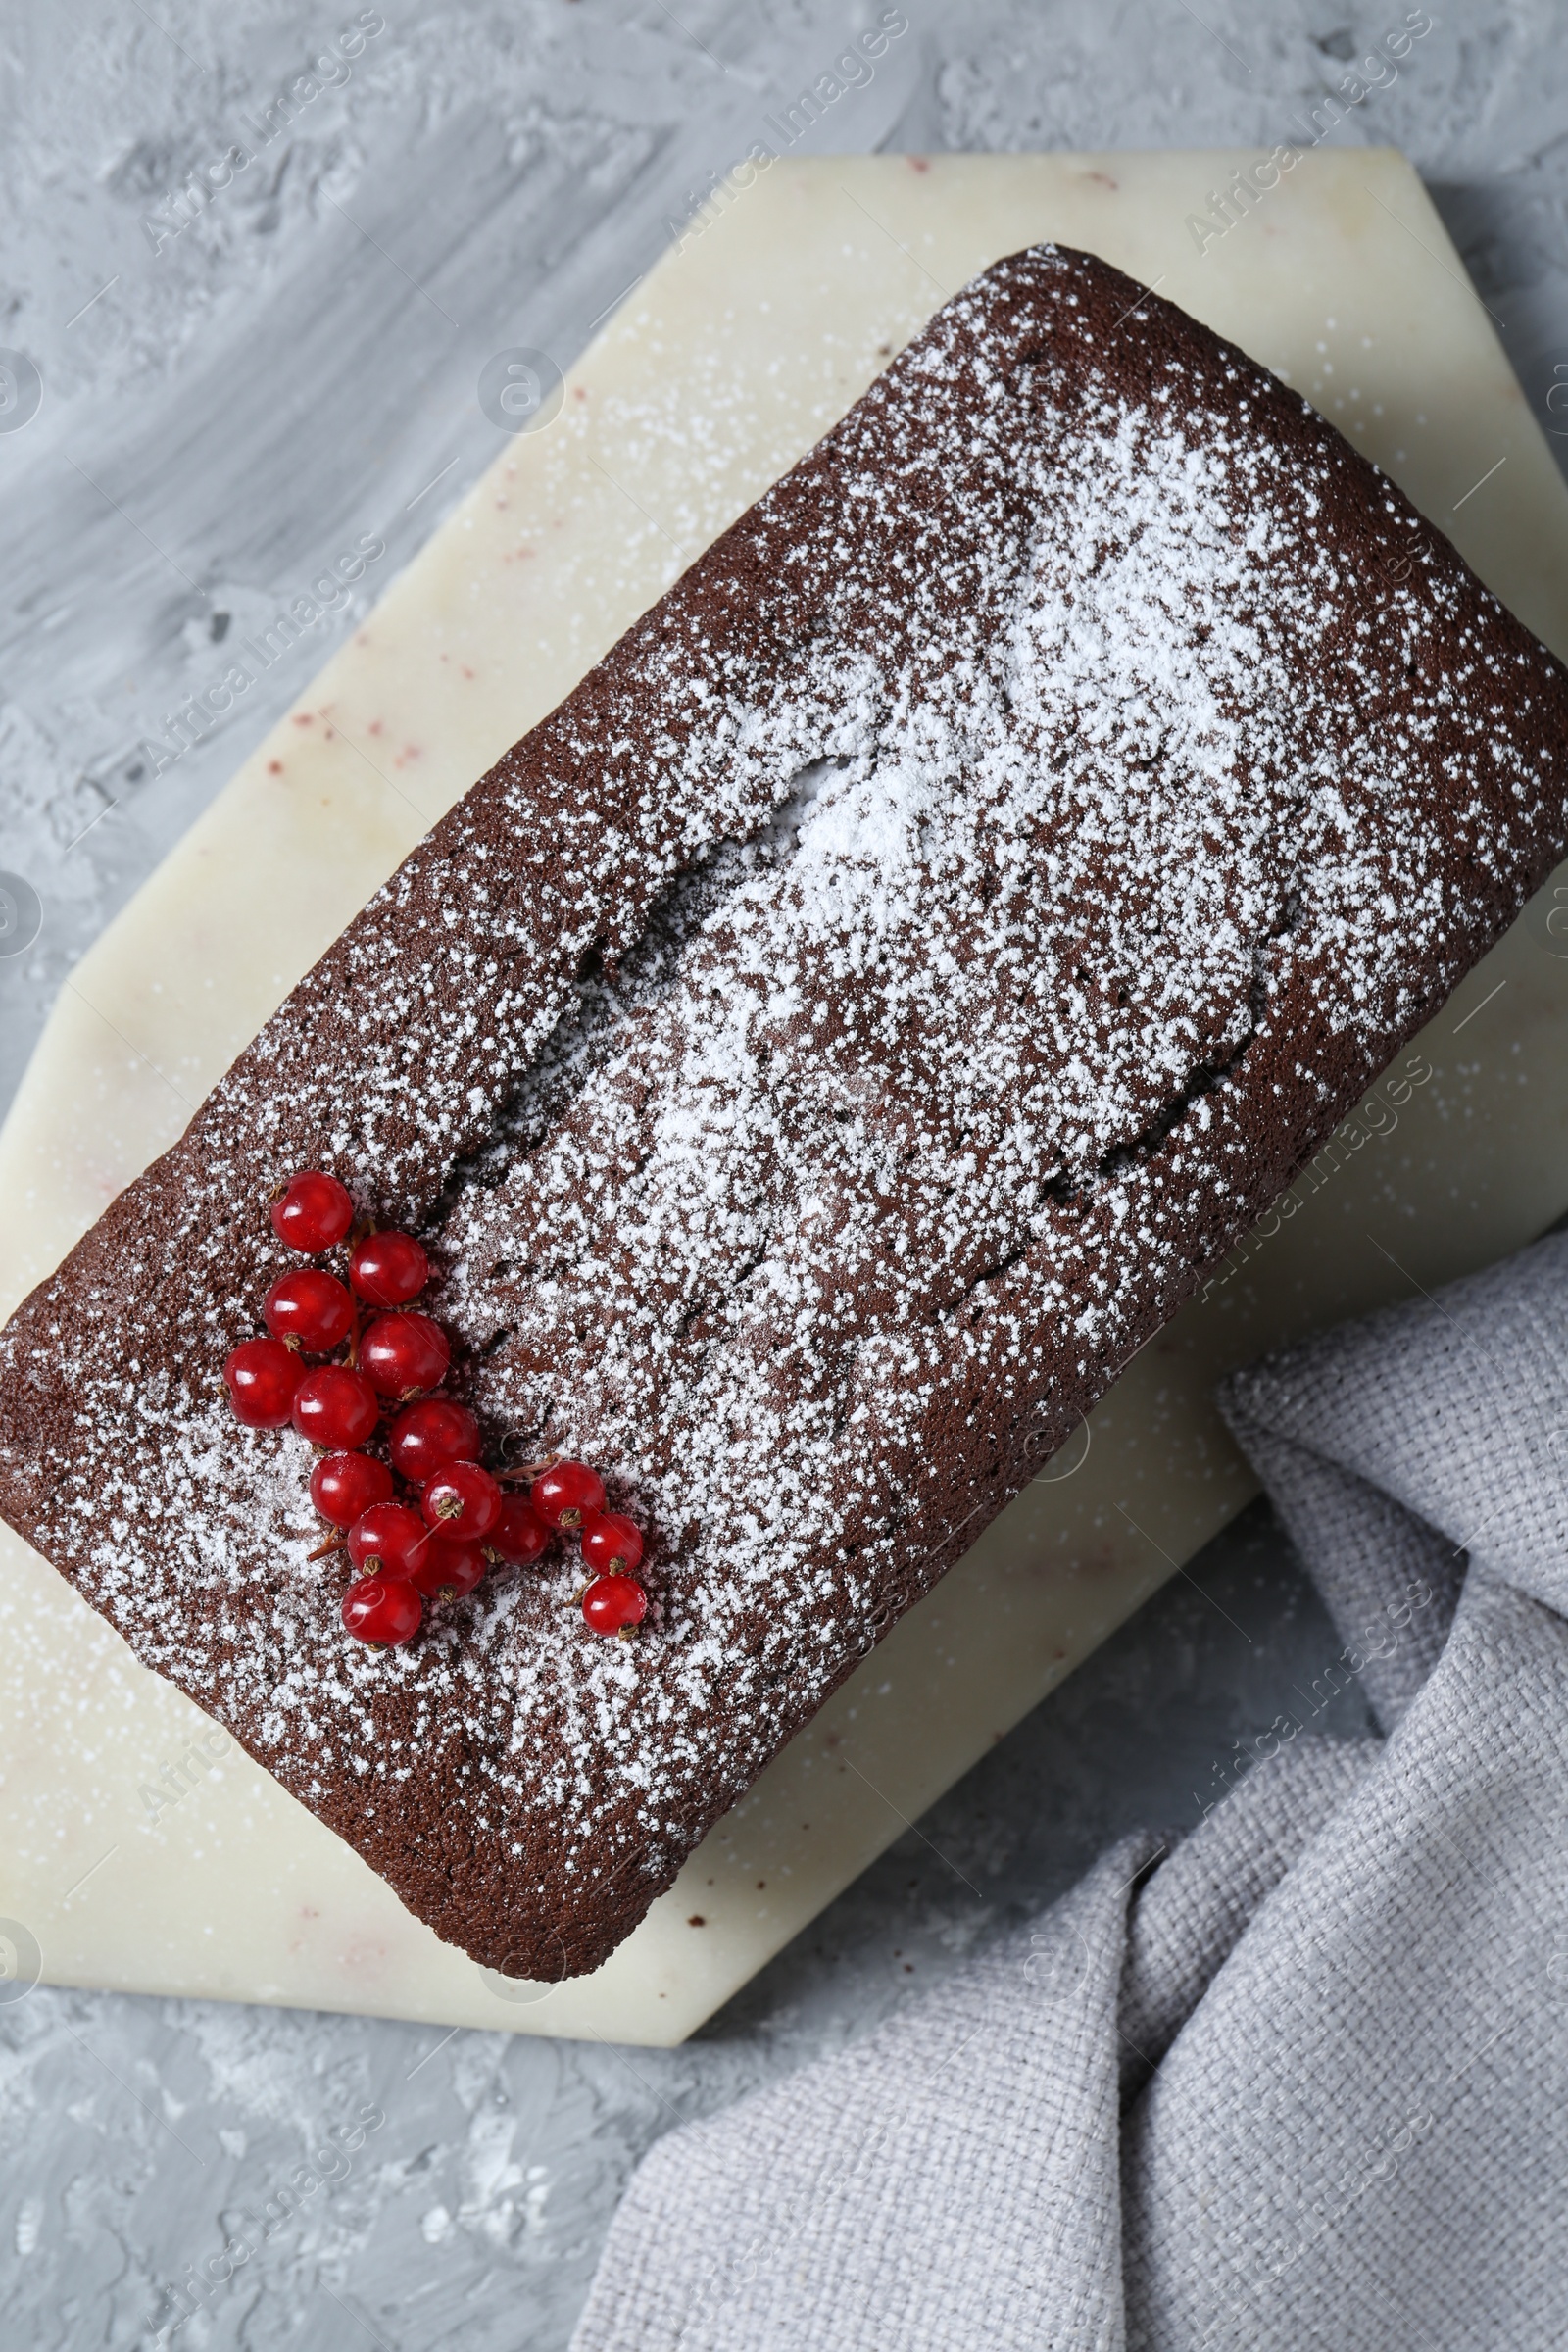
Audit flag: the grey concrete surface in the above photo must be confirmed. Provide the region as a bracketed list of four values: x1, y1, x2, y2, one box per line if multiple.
[0, 2, 1562, 2345]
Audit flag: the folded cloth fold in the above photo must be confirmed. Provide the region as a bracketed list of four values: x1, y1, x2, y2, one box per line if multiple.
[571, 1233, 1568, 2352]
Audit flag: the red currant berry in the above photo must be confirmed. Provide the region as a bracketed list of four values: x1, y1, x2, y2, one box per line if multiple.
[421, 1460, 501, 1541]
[341, 1575, 422, 1646]
[264, 1267, 353, 1354]
[349, 1230, 429, 1309]
[581, 1573, 647, 1635]
[271, 1169, 355, 1253]
[223, 1337, 304, 1430]
[347, 1501, 429, 1579]
[580, 1511, 644, 1576]
[310, 1450, 393, 1529]
[532, 1459, 606, 1531]
[291, 1363, 379, 1449]
[361, 1312, 451, 1399]
[487, 1494, 550, 1568]
[409, 1537, 486, 1600]
[388, 1397, 480, 1484]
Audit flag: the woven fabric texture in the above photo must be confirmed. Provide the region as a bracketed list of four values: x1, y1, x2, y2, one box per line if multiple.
[572, 1234, 1568, 2352]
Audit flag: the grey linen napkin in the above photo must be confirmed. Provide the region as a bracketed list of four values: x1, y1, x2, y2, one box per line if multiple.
[570, 1234, 1568, 2352]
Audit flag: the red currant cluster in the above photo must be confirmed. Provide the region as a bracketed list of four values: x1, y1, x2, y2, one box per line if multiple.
[221, 1170, 649, 1647]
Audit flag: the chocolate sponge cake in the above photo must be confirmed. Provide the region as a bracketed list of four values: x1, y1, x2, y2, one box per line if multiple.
[3, 244, 1567, 1981]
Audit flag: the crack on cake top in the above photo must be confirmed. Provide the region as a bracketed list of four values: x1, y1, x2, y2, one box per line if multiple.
[420, 757, 853, 1238]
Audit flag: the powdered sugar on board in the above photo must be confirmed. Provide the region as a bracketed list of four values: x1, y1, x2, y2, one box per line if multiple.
[3, 245, 1563, 1976]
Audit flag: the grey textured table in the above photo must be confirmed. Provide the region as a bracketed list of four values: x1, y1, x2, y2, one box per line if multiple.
[1, 4, 1564, 2344]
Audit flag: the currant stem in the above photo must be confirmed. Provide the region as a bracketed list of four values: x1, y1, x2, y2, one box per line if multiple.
[497, 1454, 560, 1483]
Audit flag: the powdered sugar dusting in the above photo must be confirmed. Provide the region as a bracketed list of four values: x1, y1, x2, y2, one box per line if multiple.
[3, 245, 1563, 1974]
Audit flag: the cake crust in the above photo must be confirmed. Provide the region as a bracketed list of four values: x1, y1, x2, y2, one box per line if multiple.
[3, 244, 1567, 1980]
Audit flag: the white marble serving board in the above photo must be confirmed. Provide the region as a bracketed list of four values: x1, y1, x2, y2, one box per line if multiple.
[4, 151, 1568, 2048]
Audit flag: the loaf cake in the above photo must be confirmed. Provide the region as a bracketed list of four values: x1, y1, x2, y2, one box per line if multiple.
[3, 245, 1566, 1982]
